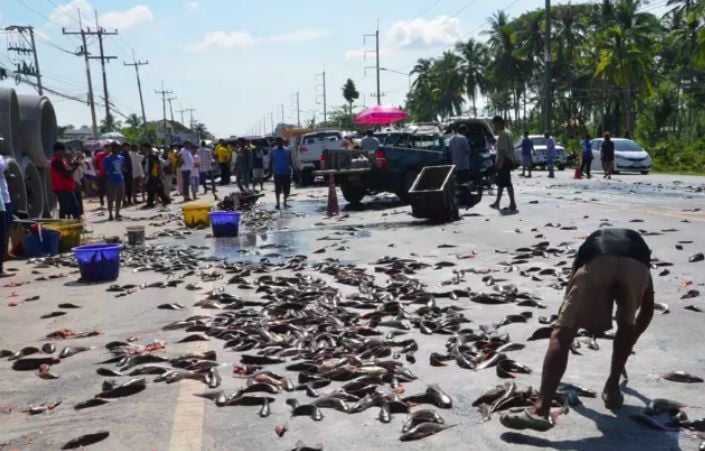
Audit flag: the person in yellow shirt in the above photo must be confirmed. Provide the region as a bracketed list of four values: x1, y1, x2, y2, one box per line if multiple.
[214, 139, 233, 185]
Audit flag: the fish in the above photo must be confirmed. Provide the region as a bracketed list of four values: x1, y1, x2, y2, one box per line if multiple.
[176, 333, 210, 343]
[685, 305, 703, 313]
[689, 253, 704, 263]
[61, 431, 110, 449]
[96, 377, 147, 398]
[496, 359, 532, 378]
[58, 303, 81, 309]
[41, 311, 67, 319]
[41, 343, 56, 354]
[59, 346, 92, 359]
[661, 371, 703, 383]
[654, 302, 670, 314]
[401, 409, 445, 432]
[74, 398, 110, 410]
[11, 357, 60, 371]
[527, 327, 553, 341]
[158, 303, 186, 310]
[681, 290, 700, 299]
[378, 402, 391, 423]
[643, 398, 688, 416]
[290, 441, 323, 451]
[291, 404, 324, 421]
[399, 422, 456, 441]
[259, 398, 271, 417]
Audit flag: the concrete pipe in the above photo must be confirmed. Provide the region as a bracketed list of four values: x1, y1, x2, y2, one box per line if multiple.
[0, 87, 23, 160]
[21, 157, 45, 218]
[17, 94, 57, 168]
[40, 168, 57, 218]
[3, 157, 27, 214]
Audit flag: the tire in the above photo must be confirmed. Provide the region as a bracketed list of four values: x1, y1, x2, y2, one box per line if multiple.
[397, 171, 418, 204]
[341, 182, 366, 205]
[641, 171, 649, 175]
[299, 169, 314, 186]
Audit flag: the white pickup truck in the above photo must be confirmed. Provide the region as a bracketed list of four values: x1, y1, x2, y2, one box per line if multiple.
[293, 130, 343, 186]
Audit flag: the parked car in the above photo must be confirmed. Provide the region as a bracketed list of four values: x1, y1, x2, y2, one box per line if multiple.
[589, 138, 652, 174]
[293, 130, 343, 185]
[513, 135, 568, 170]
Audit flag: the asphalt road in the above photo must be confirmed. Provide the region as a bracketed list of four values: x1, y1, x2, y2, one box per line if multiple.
[1, 170, 704, 451]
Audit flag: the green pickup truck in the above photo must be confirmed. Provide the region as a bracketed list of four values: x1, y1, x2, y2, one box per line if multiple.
[315, 120, 495, 205]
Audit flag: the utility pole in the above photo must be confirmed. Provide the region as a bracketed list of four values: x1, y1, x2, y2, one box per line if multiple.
[315, 70, 327, 123]
[296, 91, 300, 127]
[280, 104, 285, 125]
[5, 25, 43, 95]
[270, 111, 275, 135]
[123, 49, 148, 126]
[63, 12, 98, 138]
[176, 108, 187, 126]
[154, 83, 173, 144]
[92, 12, 117, 131]
[166, 96, 177, 123]
[364, 24, 381, 105]
[543, 0, 552, 133]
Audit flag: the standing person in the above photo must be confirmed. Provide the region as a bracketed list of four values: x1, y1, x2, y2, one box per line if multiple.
[49, 142, 80, 219]
[103, 142, 125, 220]
[120, 143, 133, 206]
[501, 228, 654, 431]
[271, 137, 292, 209]
[449, 125, 471, 183]
[196, 141, 217, 197]
[143, 144, 170, 208]
[171, 147, 184, 195]
[93, 147, 109, 208]
[545, 131, 556, 178]
[601, 132, 615, 180]
[214, 139, 233, 185]
[252, 142, 265, 192]
[520, 131, 534, 178]
[72, 151, 85, 217]
[83, 151, 96, 199]
[161, 149, 174, 195]
[581, 133, 593, 179]
[359, 130, 380, 152]
[235, 138, 252, 193]
[179, 142, 195, 201]
[490, 116, 517, 212]
[190, 146, 200, 201]
[130, 144, 144, 204]
[0, 137, 15, 276]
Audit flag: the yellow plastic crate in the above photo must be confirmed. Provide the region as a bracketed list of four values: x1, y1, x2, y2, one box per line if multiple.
[182, 202, 213, 228]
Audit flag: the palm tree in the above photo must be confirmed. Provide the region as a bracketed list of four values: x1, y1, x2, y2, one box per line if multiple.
[125, 113, 142, 129]
[341, 79, 359, 125]
[485, 10, 521, 120]
[454, 38, 489, 116]
[408, 58, 437, 121]
[431, 51, 465, 119]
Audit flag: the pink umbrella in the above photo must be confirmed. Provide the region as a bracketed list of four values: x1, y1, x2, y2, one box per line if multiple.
[355, 105, 408, 125]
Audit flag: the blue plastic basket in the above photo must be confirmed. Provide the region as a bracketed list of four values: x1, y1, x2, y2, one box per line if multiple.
[209, 211, 241, 237]
[22, 229, 61, 257]
[72, 243, 122, 282]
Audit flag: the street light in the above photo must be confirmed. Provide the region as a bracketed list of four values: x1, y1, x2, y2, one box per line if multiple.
[380, 67, 411, 90]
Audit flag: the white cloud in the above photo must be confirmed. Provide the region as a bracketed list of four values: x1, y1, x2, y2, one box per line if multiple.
[386, 16, 463, 48]
[184, 1, 199, 10]
[99, 6, 153, 30]
[48, 0, 92, 27]
[188, 28, 326, 51]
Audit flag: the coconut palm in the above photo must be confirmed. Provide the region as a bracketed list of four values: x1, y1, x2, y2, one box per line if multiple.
[454, 38, 489, 116]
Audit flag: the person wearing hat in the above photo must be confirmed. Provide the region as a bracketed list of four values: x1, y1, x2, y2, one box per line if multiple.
[0, 136, 13, 277]
[49, 142, 80, 219]
[103, 142, 125, 220]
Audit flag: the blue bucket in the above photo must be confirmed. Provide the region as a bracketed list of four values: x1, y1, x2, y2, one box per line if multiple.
[22, 229, 61, 257]
[209, 211, 241, 237]
[72, 243, 122, 282]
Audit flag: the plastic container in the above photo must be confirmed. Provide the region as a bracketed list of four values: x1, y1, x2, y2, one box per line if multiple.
[126, 226, 145, 246]
[73, 243, 121, 282]
[408, 165, 457, 222]
[209, 211, 241, 237]
[22, 229, 61, 257]
[45, 220, 83, 252]
[182, 202, 212, 228]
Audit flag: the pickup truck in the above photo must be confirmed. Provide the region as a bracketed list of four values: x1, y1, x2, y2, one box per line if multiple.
[292, 130, 343, 186]
[314, 119, 495, 205]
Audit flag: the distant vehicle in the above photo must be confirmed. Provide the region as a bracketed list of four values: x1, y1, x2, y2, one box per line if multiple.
[590, 138, 652, 174]
[293, 130, 343, 186]
[513, 135, 568, 170]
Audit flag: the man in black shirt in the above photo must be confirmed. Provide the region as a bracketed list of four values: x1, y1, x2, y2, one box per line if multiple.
[502, 228, 654, 431]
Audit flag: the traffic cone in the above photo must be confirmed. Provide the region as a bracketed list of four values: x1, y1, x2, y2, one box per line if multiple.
[574, 166, 582, 179]
[327, 173, 339, 217]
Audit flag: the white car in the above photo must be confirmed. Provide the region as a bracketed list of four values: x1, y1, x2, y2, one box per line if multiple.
[293, 130, 343, 185]
[590, 138, 652, 174]
[514, 135, 568, 170]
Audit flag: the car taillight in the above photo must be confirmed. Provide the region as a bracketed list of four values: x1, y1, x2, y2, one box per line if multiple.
[375, 149, 387, 170]
[298, 146, 307, 153]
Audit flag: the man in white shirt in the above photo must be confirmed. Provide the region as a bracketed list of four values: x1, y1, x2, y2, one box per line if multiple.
[359, 130, 381, 152]
[179, 142, 195, 201]
[545, 132, 556, 178]
[196, 141, 216, 197]
[130, 145, 145, 203]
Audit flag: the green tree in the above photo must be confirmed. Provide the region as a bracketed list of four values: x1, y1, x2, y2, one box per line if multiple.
[454, 38, 489, 116]
[125, 113, 142, 129]
[342, 79, 360, 126]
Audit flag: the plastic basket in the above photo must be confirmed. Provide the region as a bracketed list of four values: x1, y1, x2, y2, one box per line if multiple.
[22, 229, 61, 257]
[126, 226, 145, 246]
[209, 211, 241, 237]
[72, 243, 121, 282]
[182, 203, 212, 228]
[45, 221, 83, 252]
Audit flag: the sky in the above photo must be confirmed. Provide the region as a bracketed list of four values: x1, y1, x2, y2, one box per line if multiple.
[0, 0, 671, 137]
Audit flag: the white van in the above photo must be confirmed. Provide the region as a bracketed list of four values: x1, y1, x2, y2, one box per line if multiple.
[293, 130, 343, 185]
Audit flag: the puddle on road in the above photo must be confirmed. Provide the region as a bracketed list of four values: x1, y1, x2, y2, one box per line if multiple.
[548, 180, 705, 199]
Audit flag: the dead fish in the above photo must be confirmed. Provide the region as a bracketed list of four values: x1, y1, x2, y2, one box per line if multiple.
[58, 303, 81, 309]
[12, 357, 60, 371]
[41, 311, 67, 319]
[402, 409, 445, 433]
[685, 305, 703, 313]
[429, 352, 449, 367]
[241, 355, 284, 365]
[59, 346, 92, 359]
[292, 404, 324, 421]
[176, 333, 210, 343]
[655, 303, 670, 314]
[74, 398, 110, 410]
[496, 359, 532, 378]
[158, 303, 185, 310]
[661, 371, 703, 383]
[378, 402, 391, 423]
[689, 253, 704, 263]
[97, 368, 124, 377]
[681, 290, 700, 299]
[61, 431, 110, 449]
[643, 398, 688, 416]
[659, 269, 670, 276]
[41, 343, 55, 354]
[424, 384, 452, 409]
[527, 327, 553, 341]
[290, 441, 323, 451]
[259, 398, 271, 417]
[399, 422, 456, 441]
[96, 377, 147, 398]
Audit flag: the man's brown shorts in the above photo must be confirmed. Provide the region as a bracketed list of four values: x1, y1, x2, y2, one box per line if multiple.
[555, 255, 652, 333]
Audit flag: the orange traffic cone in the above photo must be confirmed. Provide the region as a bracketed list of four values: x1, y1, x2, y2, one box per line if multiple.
[327, 173, 339, 217]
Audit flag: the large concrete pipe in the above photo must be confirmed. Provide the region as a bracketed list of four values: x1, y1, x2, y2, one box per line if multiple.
[0, 87, 23, 160]
[17, 95, 57, 168]
[3, 157, 27, 214]
[21, 157, 44, 218]
[39, 168, 57, 218]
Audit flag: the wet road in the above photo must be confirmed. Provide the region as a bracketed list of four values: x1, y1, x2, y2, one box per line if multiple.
[1, 171, 704, 451]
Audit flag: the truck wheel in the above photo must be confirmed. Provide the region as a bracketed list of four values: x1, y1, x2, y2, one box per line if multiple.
[299, 170, 314, 186]
[342, 183, 366, 205]
[397, 171, 418, 204]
